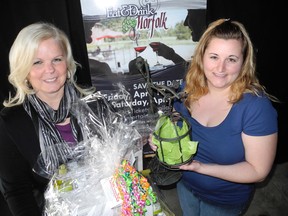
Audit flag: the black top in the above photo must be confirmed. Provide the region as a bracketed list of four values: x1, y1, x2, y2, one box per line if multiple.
[0, 95, 117, 216]
[0, 105, 48, 216]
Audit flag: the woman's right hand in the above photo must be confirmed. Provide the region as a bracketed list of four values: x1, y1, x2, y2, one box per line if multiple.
[148, 134, 158, 151]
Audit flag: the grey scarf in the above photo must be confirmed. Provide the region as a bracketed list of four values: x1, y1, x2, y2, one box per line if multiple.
[23, 84, 82, 177]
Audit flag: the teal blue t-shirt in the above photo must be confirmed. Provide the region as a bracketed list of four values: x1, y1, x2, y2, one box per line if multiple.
[174, 92, 278, 205]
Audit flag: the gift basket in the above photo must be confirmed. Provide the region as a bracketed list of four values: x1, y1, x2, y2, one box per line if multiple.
[33, 84, 164, 216]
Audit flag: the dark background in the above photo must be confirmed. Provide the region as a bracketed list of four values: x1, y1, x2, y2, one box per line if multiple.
[0, 0, 286, 214]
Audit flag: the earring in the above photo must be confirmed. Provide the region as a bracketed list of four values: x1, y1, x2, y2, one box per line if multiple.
[25, 79, 32, 89]
[67, 71, 71, 79]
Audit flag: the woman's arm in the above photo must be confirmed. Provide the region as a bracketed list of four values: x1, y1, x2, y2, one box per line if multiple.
[179, 132, 278, 183]
[0, 115, 42, 216]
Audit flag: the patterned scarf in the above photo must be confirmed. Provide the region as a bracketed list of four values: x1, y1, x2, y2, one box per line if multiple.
[23, 84, 82, 175]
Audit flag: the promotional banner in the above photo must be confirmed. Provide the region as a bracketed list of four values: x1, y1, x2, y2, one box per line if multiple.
[80, 0, 207, 120]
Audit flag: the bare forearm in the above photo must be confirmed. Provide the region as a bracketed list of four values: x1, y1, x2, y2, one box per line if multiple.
[180, 160, 272, 183]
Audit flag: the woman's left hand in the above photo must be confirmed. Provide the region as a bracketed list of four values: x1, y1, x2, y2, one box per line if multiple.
[179, 160, 202, 171]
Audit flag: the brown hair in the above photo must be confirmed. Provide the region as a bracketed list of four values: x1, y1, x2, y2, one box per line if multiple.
[184, 18, 278, 107]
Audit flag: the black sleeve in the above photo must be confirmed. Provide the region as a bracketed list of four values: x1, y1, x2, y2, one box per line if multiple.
[0, 108, 44, 216]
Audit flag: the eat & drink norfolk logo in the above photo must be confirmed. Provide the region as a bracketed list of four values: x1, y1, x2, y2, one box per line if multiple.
[105, 0, 168, 38]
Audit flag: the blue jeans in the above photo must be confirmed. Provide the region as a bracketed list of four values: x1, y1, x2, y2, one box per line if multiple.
[177, 179, 249, 216]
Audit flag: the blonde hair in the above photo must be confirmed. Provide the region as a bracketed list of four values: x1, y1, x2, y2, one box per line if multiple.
[4, 22, 94, 107]
[184, 18, 278, 106]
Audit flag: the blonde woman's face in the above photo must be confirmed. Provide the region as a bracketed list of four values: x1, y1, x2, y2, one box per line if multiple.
[27, 38, 67, 102]
[203, 38, 243, 91]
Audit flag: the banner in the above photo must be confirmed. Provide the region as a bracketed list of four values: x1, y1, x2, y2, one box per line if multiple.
[80, 0, 207, 119]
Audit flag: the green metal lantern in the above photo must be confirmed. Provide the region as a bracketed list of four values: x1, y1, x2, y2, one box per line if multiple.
[152, 111, 198, 170]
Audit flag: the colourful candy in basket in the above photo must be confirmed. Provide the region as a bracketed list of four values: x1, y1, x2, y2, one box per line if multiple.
[113, 159, 159, 216]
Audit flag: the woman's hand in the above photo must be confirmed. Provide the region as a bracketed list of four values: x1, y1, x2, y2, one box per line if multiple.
[148, 134, 158, 151]
[179, 160, 202, 171]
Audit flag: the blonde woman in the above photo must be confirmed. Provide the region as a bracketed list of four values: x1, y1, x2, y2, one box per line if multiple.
[0, 22, 112, 215]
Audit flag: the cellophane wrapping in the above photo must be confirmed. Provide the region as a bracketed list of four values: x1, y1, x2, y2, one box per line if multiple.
[33, 84, 158, 216]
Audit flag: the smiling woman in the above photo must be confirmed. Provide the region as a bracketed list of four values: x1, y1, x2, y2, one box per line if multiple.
[0, 22, 116, 216]
[27, 38, 68, 109]
[148, 18, 279, 216]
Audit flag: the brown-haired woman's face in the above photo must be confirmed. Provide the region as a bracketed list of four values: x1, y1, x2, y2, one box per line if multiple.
[27, 38, 67, 101]
[203, 38, 243, 90]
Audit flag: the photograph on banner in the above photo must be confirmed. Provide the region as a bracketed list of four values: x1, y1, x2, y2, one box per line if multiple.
[80, 0, 207, 120]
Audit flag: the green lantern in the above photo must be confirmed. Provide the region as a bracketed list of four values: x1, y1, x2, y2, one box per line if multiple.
[152, 111, 198, 170]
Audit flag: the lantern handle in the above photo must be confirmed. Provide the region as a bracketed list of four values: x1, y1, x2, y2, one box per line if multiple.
[135, 56, 187, 113]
